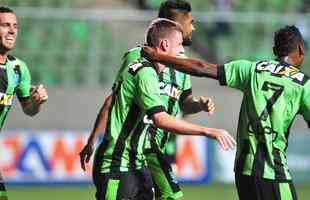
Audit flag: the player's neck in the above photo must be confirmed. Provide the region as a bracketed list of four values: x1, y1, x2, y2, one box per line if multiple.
[154, 62, 165, 73]
[152, 48, 166, 73]
[0, 52, 8, 64]
[279, 55, 301, 68]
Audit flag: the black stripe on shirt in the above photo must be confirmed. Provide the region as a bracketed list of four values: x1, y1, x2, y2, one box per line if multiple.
[273, 148, 286, 180]
[252, 143, 267, 178]
[129, 121, 146, 170]
[146, 106, 166, 118]
[161, 68, 178, 149]
[160, 95, 175, 149]
[147, 125, 160, 153]
[218, 65, 227, 86]
[0, 68, 7, 93]
[157, 152, 181, 193]
[235, 141, 250, 173]
[110, 103, 141, 172]
[92, 134, 112, 173]
[179, 88, 192, 105]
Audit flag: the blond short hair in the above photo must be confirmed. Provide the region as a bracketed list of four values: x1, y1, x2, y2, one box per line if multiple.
[145, 18, 183, 47]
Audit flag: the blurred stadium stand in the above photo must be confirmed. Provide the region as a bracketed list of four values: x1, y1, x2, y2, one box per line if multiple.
[2, 0, 309, 87]
[1, 0, 308, 132]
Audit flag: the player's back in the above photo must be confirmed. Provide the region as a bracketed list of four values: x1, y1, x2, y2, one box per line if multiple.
[247, 60, 308, 142]
[221, 59, 309, 181]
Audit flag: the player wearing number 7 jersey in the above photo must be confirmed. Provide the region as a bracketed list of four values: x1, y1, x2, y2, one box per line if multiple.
[143, 25, 309, 200]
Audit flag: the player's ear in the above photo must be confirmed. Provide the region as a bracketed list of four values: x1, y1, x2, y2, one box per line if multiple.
[298, 43, 305, 56]
[160, 39, 169, 52]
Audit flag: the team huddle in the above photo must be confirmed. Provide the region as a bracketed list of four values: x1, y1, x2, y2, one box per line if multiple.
[0, 0, 309, 200]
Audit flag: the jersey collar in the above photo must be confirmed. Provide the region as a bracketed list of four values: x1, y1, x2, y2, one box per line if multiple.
[141, 54, 160, 76]
[278, 60, 300, 71]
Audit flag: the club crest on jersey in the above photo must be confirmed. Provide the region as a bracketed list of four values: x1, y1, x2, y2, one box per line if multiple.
[0, 93, 13, 106]
[12, 64, 21, 87]
[256, 61, 308, 85]
[12, 73, 20, 87]
[128, 61, 144, 75]
[143, 115, 154, 124]
[159, 82, 182, 100]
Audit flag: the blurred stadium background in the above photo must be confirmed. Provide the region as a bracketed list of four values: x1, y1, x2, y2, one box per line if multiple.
[0, 0, 310, 199]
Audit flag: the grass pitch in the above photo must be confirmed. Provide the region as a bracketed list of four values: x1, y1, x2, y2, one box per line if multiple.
[7, 183, 310, 200]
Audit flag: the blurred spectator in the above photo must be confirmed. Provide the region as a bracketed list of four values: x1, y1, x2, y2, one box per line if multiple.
[137, 0, 165, 9]
[297, 0, 310, 51]
[212, 0, 232, 36]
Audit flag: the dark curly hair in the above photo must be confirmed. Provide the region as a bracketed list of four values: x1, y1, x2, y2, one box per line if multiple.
[158, 0, 191, 20]
[0, 6, 14, 14]
[273, 25, 304, 58]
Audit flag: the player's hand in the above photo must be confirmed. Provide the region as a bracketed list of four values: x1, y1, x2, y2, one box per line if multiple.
[198, 96, 215, 115]
[30, 84, 48, 105]
[79, 142, 94, 171]
[142, 46, 158, 61]
[205, 128, 236, 150]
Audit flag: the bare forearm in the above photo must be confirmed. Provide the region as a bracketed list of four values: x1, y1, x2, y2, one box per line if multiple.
[152, 112, 236, 150]
[88, 95, 112, 144]
[153, 112, 208, 136]
[152, 54, 218, 79]
[87, 109, 105, 144]
[88, 108, 106, 144]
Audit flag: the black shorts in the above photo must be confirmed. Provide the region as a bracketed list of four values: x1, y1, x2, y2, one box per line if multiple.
[235, 173, 298, 200]
[0, 172, 7, 198]
[93, 167, 154, 200]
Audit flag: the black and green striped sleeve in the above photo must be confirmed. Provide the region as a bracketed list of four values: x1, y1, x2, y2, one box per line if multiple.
[16, 61, 31, 98]
[135, 66, 165, 117]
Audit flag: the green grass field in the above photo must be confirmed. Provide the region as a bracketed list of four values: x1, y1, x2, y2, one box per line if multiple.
[6, 183, 310, 200]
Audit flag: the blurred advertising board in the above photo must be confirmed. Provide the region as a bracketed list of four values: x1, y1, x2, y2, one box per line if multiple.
[176, 135, 212, 183]
[0, 130, 211, 185]
[0, 130, 88, 184]
[214, 131, 310, 183]
[286, 132, 310, 182]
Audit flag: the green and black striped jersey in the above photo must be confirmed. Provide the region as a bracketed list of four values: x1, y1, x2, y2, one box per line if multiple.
[94, 51, 166, 173]
[147, 65, 192, 154]
[219, 59, 310, 181]
[0, 55, 31, 129]
[118, 48, 192, 155]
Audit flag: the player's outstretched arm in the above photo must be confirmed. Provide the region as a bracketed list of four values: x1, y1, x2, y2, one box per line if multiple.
[142, 46, 219, 79]
[20, 84, 48, 116]
[152, 112, 235, 150]
[80, 94, 112, 171]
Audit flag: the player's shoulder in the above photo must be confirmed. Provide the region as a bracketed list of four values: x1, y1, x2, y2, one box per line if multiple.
[128, 56, 157, 76]
[256, 60, 309, 86]
[174, 69, 190, 80]
[7, 55, 28, 68]
[303, 75, 310, 88]
[300, 75, 310, 98]
[225, 59, 255, 68]
[128, 46, 142, 54]
[123, 47, 142, 59]
[297, 68, 310, 87]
